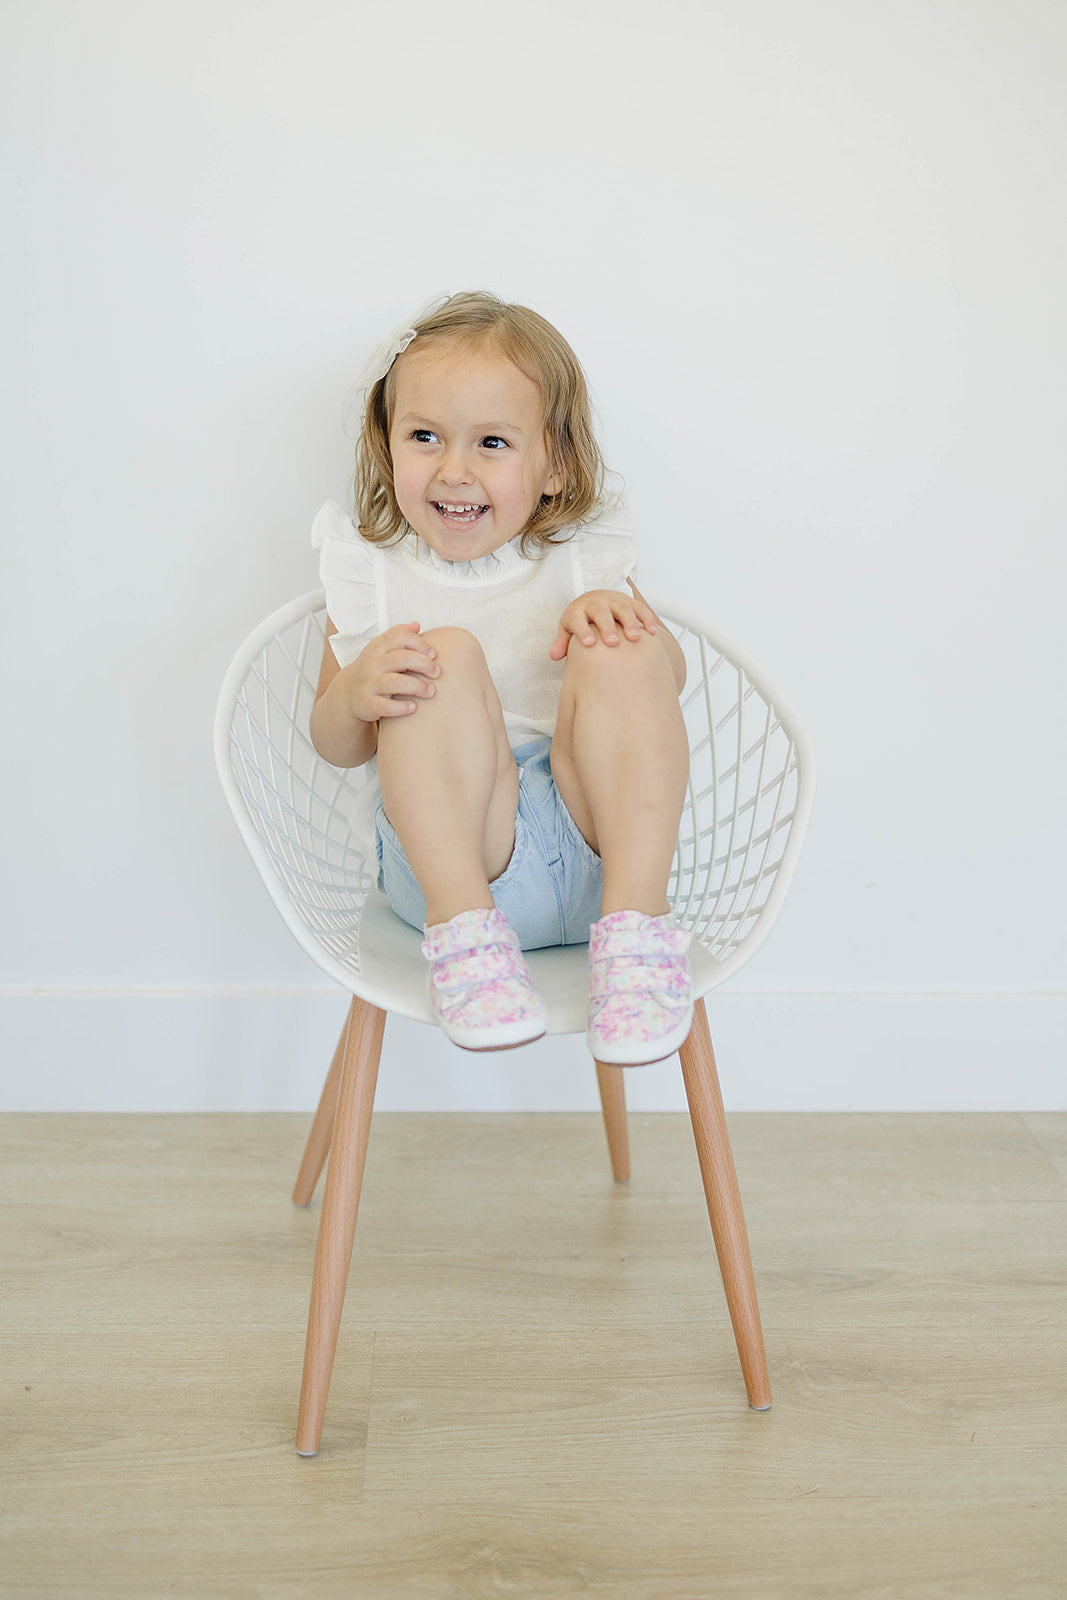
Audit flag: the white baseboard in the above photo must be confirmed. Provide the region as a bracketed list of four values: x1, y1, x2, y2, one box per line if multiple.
[0, 991, 1062, 1112]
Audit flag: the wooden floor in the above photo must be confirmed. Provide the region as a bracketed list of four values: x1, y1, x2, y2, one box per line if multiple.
[2, 1110, 1065, 1599]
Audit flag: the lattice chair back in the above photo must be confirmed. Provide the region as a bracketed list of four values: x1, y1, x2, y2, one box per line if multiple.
[215, 592, 375, 988]
[666, 595, 815, 986]
[214, 589, 814, 1005]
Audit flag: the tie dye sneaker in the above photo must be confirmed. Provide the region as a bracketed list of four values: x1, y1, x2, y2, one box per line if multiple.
[421, 907, 547, 1051]
[587, 910, 693, 1066]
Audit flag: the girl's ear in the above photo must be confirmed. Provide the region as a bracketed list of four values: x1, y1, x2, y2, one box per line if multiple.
[543, 449, 566, 498]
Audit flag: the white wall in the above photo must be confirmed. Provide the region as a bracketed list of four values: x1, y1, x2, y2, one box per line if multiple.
[3, 0, 1064, 1110]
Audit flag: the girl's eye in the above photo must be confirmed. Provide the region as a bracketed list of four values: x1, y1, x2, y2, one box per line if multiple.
[412, 429, 439, 444]
[481, 436, 508, 450]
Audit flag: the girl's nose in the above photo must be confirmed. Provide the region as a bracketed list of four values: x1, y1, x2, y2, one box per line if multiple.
[438, 448, 474, 485]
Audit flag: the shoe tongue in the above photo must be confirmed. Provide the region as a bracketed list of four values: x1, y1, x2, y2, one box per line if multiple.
[422, 907, 511, 960]
[599, 910, 663, 932]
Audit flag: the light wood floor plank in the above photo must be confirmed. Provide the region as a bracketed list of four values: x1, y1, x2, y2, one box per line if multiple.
[3, 1111, 1065, 1599]
[6, 1329, 374, 1500]
[364, 1323, 1065, 1501]
[3, 1500, 1063, 1599]
[3, 1111, 1063, 1201]
[9, 1193, 1063, 1340]
[1023, 1110, 1067, 1182]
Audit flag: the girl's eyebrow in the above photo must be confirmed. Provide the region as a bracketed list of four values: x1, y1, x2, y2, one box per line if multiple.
[399, 412, 526, 437]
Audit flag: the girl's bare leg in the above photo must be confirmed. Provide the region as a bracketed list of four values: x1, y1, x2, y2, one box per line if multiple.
[376, 627, 519, 928]
[550, 631, 688, 916]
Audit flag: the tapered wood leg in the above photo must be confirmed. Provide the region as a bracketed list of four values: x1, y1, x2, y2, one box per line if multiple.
[595, 1062, 631, 1182]
[678, 997, 771, 1409]
[291, 1004, 352, 1207]
[295, 996, 386, 1456]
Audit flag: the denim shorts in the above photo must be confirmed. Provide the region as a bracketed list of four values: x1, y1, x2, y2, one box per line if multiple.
[374, 736, 603, 950]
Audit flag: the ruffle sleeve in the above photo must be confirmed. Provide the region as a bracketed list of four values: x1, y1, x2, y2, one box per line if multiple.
[576, 488, 638, 594]
[310, 501, 379, 669]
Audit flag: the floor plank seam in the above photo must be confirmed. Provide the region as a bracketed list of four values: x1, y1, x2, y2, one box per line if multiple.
[358, 1328, 377, 1502]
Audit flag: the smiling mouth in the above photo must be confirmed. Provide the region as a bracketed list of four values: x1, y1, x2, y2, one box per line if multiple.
[433, 501, 489, 525]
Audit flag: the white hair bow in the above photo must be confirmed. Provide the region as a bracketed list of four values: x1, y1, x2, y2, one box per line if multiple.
[355, 292, 452, 395]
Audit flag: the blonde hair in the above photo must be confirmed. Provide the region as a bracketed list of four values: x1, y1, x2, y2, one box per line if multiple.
[353, 291, 605, 554]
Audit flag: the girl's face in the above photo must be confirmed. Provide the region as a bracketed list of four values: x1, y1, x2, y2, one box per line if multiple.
[388, 339, 561, 562]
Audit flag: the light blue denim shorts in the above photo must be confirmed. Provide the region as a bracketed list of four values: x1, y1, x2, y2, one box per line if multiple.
[374, 737, 603, 950]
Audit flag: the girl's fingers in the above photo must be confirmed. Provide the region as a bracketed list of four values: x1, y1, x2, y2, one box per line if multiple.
[392, 649, 440, 677]
[388, 622, 435, 658]
[590, 605, 621, 643]
[548, 626, 571, 661]
[384, 672, 435, 697]
[608, 601, 656, 640]
[376, 697, 418, 717]
[552, 595, 657, 657]
[571, 609, 596, 646]
[555, 612, 594, 648]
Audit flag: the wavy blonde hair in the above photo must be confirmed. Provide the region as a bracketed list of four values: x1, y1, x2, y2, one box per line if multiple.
[354, 291, 605, 554]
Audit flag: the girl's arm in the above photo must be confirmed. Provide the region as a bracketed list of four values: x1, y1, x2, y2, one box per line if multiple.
[309, 621, 379, 767]
[309, 618, 440, 767]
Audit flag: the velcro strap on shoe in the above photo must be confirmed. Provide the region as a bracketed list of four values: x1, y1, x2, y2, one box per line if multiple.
[589, 956, 690, 1002]
[429, 946, 526, 995]
[422, 909, 517, 962]
[588, 925, 691, 962]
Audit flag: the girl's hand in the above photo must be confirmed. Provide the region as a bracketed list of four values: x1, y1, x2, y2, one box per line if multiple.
[343, 622, 440, 720]
[549, 590, 658, 660]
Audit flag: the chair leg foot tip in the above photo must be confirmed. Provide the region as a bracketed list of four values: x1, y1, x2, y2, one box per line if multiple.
[749, 1401, 772, 1411]
[295, 1447, 319, 1456]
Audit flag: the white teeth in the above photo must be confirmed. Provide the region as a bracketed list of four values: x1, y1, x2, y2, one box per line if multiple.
[436, 502, 485, 514]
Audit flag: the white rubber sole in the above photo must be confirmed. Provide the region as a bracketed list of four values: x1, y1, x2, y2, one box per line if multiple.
[426, 956, 548, 1051]
[451, 1026, 547, 1053]
[432, 1006, 549, 1053]
[587, 1004, 694, 1068]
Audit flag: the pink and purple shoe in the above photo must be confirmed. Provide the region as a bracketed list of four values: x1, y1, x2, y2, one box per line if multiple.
[587, 910, 693, 1066]
[421, 907, 547, 1052]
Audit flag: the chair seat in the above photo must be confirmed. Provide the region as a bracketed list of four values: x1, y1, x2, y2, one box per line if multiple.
[356, 889, 725, 1033]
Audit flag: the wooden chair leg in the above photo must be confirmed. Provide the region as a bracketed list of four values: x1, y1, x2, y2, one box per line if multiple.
[595, 1061, 631, 1182]
[291, 1004, 352, 1207]
[678, 997, 772, 1410]
[295, 996, 386, 1456]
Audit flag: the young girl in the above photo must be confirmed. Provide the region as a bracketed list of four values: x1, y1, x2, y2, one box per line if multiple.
[309, 292, 692, 1066]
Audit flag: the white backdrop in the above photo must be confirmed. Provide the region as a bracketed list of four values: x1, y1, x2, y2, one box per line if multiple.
[3, 0, 1064, 1110]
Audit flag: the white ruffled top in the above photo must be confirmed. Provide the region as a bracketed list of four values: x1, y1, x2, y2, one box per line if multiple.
[311, 491, 638, 853]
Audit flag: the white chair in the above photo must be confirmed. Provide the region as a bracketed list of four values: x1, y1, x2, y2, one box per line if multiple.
[214, 588, 815, 1455]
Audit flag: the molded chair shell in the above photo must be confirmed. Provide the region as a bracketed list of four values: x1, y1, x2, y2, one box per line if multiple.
[215, 589, 814, 1021]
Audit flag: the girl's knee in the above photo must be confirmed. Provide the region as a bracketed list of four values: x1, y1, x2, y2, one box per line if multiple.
[564, 628, 670, 681]
[422, 626, 490, 671]
[416, 627, 506, 729]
